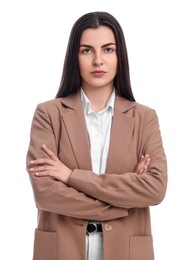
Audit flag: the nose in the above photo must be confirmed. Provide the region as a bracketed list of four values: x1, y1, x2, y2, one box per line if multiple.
[92, 52, 103, 66]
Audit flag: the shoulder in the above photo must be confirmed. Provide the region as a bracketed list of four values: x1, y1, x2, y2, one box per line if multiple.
[132, 102, 157, 116]
[34, 98, 65, 116]
[132, 101, 153, 111]
[38, 98, 64, 109]
[115, 95, 156, 115]
[132, 102, 159, 124]
[115, 96, 159, 126]
[35, 92, 81, 114]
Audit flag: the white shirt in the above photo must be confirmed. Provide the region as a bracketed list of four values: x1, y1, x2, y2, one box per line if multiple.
[81, 89, 115, 174]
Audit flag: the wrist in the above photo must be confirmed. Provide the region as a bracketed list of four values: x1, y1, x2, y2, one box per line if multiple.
[64, 169, 72, 185]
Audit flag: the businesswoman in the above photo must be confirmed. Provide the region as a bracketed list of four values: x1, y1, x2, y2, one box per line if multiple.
[26, 11, 167, 260]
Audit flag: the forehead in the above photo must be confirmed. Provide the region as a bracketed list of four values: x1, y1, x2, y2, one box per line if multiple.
[80, 26, 116, 45]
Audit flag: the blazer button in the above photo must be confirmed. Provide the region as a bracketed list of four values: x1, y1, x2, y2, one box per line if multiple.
[104, 223, 112, 232]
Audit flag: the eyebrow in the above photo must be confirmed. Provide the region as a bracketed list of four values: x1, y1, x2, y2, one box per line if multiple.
[79, 43, 116, 48]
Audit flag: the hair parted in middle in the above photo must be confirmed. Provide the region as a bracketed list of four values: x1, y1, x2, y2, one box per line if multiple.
[56, 11, 135, 102]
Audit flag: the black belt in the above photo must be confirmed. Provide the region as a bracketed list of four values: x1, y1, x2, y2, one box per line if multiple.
[86, 223, 102, 235]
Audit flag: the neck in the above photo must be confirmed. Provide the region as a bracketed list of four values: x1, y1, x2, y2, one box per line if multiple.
[82, 86, 114, 112]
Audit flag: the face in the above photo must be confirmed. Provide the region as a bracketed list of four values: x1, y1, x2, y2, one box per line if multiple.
[78, 26, 117, 91]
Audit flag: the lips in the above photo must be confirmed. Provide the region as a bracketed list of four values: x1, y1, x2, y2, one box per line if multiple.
[91, 70, 106, 77]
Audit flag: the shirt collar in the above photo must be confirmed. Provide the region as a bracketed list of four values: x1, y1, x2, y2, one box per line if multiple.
[80, 88, 115, 116]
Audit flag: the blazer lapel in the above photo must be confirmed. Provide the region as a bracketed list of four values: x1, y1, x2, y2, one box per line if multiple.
[60, 93, 135, 173]
[106, 96, 135, 173]
[60, 93, 92, 170]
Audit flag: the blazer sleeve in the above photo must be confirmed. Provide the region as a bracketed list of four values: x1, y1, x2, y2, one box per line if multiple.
[26, 103, 128, 221]
[69, 108, 168, 209]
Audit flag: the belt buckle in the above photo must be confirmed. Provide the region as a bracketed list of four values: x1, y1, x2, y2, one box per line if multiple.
[87, 223, 97, 235]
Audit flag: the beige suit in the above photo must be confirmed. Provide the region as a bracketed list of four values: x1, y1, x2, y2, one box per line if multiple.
[26, 92, 167, 260]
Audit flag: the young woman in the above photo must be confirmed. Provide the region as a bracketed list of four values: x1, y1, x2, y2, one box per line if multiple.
[26, 11, 167, 260]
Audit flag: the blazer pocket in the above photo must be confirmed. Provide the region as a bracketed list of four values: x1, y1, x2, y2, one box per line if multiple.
[129, 236, 154, 260]
[33, 229, 58, 260]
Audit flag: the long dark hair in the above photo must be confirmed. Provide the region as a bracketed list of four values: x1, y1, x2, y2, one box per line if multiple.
[56, 11, 135, 101]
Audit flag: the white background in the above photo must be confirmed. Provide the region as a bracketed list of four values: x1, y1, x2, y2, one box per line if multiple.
[0, 0, 196, 259]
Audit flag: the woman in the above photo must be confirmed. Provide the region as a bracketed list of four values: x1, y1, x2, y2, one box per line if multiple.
[26, 11, 167, 260]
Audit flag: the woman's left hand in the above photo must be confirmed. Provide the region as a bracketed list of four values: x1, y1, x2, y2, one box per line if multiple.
[29, 145, 72, 184]
[133, 154, 151, 175]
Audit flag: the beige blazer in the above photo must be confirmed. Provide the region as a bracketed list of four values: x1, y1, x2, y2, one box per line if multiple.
[26, 92, 167, 260]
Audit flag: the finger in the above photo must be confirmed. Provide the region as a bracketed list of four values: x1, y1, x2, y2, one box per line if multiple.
[140, 159, 151, 174]
[30, 158, 55, 166]
[141, 154, 149, 163]
[143, 157, 151, 168]
[35, 171, 51, 177]
[133, 154, 150, 174]
[139, 165, 148, 175]
[30, 165, 52, 172]
[146, 157, 151, 166]
[137, 155, 145, 167]
[141, 155, 150, 166]
[41, 145, 58, 161]
[140, 155, 145, 160]
[134, 158, 145, 173]
[34, 170, 60, 182]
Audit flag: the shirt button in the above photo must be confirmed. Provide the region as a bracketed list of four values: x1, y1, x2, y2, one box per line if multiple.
[104, 223, 112, 232]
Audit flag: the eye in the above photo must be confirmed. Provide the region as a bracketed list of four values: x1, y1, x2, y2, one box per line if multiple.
[104, 47, 116, 53]
[80, 48, 92, 54]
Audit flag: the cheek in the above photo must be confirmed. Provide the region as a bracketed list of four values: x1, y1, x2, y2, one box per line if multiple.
[79, 67, 87, 79]
[78, 58, 90, 72]
[110, 60, 118, 74]
[78, 64, 90, 82]
[78, 60, 86, 77]
[110, 56, 117, 69]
